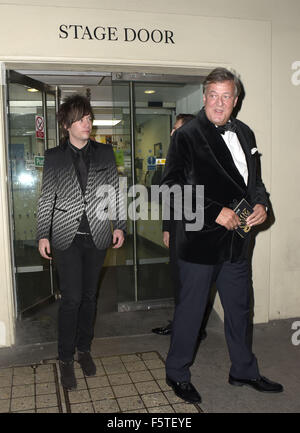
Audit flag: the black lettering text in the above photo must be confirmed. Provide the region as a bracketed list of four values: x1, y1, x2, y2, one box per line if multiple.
[59, 24, 68, 39]
[82, 26, 93, 40]
[58, 24, 175, 45]
[165, 30, 175, 44]
[69, 25, 83, 39]
[138, 28, 150, 42]
[94, 26, 106, 40]
[124, 27, 136, 42]
[151, 29, 163, 43]
[108, 26, 118, 41]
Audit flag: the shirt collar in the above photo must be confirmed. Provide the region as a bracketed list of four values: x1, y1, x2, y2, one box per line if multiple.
[68, 139, 90, 153]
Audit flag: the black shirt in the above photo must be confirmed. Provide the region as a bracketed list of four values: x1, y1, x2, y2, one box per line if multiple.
[69, 140, 91, 234]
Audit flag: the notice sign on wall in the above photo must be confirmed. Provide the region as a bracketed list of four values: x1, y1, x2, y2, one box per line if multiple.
[35, 115, 45, 139]
[147, 155, 156, 170]
[34, 155, 45, 167]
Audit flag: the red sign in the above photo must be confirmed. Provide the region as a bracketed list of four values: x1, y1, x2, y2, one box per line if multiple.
[35, 115, 45, 139]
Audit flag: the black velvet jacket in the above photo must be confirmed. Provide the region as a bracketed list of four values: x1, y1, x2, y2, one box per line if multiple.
[161, 108, 269, 265]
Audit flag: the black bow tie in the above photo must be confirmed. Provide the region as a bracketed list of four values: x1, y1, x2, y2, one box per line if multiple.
[217, 121, 237, 135]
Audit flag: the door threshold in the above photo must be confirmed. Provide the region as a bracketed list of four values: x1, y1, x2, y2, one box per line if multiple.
[118, 298, 174, 312]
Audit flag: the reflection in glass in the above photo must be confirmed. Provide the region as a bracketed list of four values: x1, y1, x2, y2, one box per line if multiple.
[8, 82, 56, 314]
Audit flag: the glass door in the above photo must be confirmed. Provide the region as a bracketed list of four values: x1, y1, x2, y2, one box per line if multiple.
[111, 80, 135, 307]
[134, 94, 173, 302]
[6, 70, 58, 317]
[112, 73, 203, 309]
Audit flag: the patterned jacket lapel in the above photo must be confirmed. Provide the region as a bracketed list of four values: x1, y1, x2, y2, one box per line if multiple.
[84, 140, 111, 198]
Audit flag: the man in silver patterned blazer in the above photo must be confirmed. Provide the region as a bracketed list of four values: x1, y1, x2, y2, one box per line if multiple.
[37, 94, 126, 390]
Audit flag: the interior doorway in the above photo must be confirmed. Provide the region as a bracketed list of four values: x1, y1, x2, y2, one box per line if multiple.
[5, 67, 204, 344]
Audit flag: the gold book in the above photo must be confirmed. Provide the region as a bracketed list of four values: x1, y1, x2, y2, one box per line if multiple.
[234, 198, 254, 238]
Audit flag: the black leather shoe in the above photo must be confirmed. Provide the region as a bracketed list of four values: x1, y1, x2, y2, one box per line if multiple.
[59, 360, 77, 390]
[166, 376, 202, 403]
[152, 322, 172, 335]
[78, 351, 97, 376]
[229, 375, 283, 393]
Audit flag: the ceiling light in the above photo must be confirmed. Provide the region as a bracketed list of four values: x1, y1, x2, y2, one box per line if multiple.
[144, 90, 156, 94]
[93, 120, 121, 126]
[27, 88, 39, 93]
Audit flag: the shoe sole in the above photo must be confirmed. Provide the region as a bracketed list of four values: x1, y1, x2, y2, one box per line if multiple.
[152, 330, 171, 335]
[77, 361, 97, 377]
[61, 381, 77, 391]
[228, 378, 283, 393]
[82, 371, 96, 377]
[166, 378, 202, 403]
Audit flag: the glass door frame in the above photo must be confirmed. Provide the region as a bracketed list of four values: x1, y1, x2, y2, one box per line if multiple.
[112, 72, 204, 309]
[4, 67, 205, 316]
[5, 69, 58, 318]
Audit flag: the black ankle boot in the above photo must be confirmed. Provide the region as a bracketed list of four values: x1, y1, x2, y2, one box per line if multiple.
[77, 351, 97, 376]
[59, 360, 77, 390]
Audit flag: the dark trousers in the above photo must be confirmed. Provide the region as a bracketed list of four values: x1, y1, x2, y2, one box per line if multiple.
[53, 235, 106, 362]
[166, 258, 259, 382]
[168, 224, 180, 305]
[169, 226, 211, 331]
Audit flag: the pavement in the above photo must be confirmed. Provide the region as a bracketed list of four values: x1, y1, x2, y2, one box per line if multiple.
[0, 309, 299, 413]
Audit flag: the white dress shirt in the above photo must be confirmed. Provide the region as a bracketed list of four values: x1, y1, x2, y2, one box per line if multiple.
[222, 130, 248, 186]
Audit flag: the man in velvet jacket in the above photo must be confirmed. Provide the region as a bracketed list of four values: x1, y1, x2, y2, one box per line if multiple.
[37, 94, 125, 390]
[161, 68, 283, 403]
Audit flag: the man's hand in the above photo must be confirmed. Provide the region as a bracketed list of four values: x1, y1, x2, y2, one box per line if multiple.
[38, 238, 52, 260]
[112, 229, 125, 249]
[216, 207, 241, 230]
[246, 204, 267, 227]
[163, 231, 170, 248]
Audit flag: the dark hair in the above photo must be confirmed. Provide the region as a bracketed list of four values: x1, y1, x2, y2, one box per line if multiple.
[57, 94, 94, 137]
[203, 67, 241, 97]
[175, 113, 195, 124]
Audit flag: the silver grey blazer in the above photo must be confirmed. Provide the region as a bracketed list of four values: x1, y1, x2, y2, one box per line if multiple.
[37, 140, 126, 250]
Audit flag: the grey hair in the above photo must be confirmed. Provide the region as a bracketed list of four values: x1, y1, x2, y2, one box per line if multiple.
[203, 67, 241, 98]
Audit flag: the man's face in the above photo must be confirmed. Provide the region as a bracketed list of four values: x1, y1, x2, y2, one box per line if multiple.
[171, 118, 184, 136]
[203, 80, 238, 126]
[67, 114, 93, 146]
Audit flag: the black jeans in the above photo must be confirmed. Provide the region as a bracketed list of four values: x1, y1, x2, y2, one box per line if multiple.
[53, 234, 106, 362]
